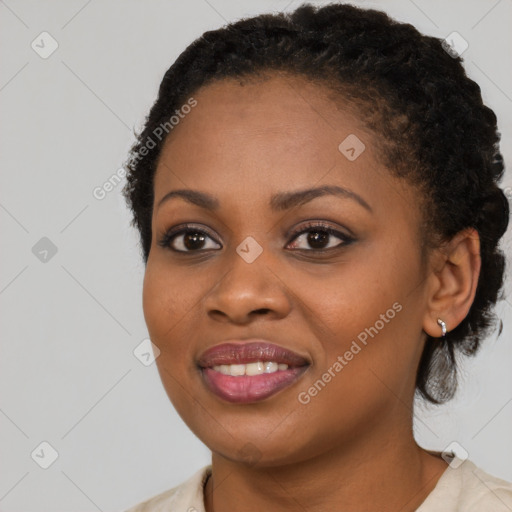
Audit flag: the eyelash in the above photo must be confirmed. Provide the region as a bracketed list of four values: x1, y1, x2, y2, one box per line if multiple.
[157, 221, 355, 254]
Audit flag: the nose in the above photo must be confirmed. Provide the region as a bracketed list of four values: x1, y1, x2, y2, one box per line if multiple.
[203, 247, 292, 324]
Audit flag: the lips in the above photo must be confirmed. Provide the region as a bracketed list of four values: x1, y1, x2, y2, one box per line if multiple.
[197, 340, 309, 368]
[197, 340, 310, 404]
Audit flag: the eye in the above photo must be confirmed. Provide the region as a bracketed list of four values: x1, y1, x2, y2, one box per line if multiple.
[158, 221, 354, 254]
[158, 224, 221, 252]
[286, 221, 354, 251]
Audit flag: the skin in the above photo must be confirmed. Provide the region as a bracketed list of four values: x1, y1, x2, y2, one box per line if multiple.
[142, 72, 481, 512]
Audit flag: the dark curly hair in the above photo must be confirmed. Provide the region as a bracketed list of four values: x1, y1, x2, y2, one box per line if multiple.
[122, 2, 509, 404]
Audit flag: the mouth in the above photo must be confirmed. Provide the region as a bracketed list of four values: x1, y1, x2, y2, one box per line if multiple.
[197, 340, 310, 404]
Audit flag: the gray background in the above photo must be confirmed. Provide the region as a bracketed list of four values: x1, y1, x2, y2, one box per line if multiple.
[1, 0, 511, 510]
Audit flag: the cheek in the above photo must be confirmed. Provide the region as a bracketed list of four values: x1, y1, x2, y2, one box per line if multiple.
[142, 261, 199, 377]
[291, 244, 421, 390]
[142, 258, 202, 335]
[286, 249, 403, 343]
[142, 260, 202, 410]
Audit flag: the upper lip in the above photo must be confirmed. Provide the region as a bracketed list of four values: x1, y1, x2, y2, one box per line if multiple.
[197, 340, 310, 368]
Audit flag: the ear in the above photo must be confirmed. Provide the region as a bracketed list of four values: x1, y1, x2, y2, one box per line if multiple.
[422, 227, 481, 338]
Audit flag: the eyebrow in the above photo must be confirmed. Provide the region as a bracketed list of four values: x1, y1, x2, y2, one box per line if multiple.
[157, 184, 372, 213]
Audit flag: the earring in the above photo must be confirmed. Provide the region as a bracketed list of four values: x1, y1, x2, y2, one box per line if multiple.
[437, 318, 447, 337]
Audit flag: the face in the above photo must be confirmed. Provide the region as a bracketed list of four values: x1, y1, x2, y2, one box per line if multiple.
[143, 73, 431, 466]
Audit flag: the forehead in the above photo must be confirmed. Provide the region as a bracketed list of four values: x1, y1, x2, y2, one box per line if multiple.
[155, 74, 373, 188]
[152, 72, 419, 227]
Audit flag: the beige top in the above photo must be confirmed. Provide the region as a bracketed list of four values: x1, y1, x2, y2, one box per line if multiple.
[125, 457, 512, 511]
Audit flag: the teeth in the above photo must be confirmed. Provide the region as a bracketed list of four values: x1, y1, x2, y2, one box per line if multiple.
[264, 362, 278, 373]
[229, 364, 246, 376]
[212, 361, 289, 376]
[246, 362, 264, 376]
[218, 365, 230, 375]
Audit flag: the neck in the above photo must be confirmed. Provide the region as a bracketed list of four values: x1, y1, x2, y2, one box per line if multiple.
[204, 418, 447, 512]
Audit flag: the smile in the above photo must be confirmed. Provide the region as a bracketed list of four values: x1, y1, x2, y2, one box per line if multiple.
[198, 340, 310, 403]
[212, 361, 289, 375]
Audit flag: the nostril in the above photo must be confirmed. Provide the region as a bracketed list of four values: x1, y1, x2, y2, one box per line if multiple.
[254, 308, 271, 315]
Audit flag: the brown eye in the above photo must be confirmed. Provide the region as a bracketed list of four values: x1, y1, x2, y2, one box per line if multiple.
[287, 223, 354, 251]
[158, 225, 221, 252]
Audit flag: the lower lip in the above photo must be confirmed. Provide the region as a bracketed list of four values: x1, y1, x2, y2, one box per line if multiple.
[201, 366, 308, 403]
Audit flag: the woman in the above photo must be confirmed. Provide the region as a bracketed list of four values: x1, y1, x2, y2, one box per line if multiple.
[123, 3, 512, 510]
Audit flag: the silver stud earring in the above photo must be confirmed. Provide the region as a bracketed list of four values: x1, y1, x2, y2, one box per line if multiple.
[437, 318, 447, 337]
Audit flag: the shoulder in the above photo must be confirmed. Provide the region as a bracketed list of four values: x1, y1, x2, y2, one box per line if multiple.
[464, 462, 512, 511]
[124, 465, 212, 512]
[417, 457, 512, 512]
